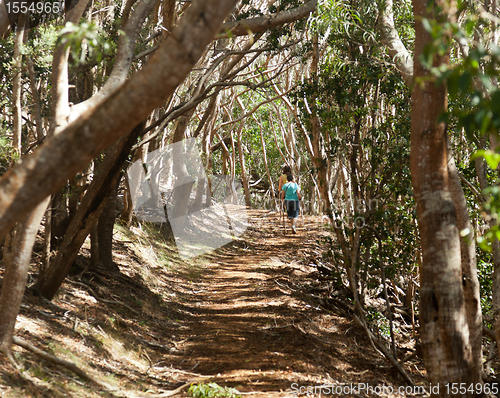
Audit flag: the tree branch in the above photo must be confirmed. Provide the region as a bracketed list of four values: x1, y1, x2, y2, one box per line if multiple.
[377, 0, 413, 86]
[70, 0, 158, 120]
[218, 0, 317, 38]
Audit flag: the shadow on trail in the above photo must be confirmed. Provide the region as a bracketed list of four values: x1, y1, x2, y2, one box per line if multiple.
[159, 210, 380, 394]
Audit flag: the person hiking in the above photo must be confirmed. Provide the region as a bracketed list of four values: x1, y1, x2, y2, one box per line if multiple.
[281, 173, 302, 234]
[278, 165, 291, 192]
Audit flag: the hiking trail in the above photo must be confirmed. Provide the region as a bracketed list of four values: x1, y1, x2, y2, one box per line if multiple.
[3, 209, 426, 397]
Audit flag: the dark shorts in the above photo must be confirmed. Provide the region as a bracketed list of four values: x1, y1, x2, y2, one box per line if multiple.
[284, 200, 299, 219]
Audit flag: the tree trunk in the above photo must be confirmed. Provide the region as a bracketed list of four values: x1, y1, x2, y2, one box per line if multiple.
[34, 124, 144, 300]
[257, 116, 278, 210]
[41, 198, 52, 272]
[0, 198, 49, 357]
[120, 173, 134, 226]
[96, 178, 119, 270]
[50, 187, 70, 249]
[476, 151, 500, 361]
[304, 33, 354, 292]
[218, 0, 317, 38]
[162, 0, 177, 40]
[378, 0, 413, 86]
[47, 0, 92, 251]
[348, 119, 363, 305]
[26, 57, 44, 142]
[448, 147, 482, 382]
[237, 123, 251, 207]
[12, 15, 26, 157]
[90, 223, 100, 266]
[169, 109, 196, 234]
[411, 0, 477, 391]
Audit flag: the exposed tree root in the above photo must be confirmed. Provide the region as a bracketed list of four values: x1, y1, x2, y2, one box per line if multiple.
[12, 336, 115, 390]
[351, 314, 416, 387]
[299, 283, 418, 388]
[12, 336, 203, 398]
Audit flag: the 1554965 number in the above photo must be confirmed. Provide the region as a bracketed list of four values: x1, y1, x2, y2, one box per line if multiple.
[5, 1, 62, 15]
[446, 383, 498, 395]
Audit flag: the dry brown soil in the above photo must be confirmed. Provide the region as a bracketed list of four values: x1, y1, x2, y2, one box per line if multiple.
[0, 209, 426, 397]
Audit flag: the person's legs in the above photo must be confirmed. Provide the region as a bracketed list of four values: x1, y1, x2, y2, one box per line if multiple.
[290, 201, 299, 233]
[285, 200, 300, 233]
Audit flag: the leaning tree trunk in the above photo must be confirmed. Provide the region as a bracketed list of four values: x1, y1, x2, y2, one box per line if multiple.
[0, 2, 92, 356]
[34, 124, 144, 300]
[0, 0, 240, 245]
[411, 0, 478, 391]
[0, 198, 49, 358]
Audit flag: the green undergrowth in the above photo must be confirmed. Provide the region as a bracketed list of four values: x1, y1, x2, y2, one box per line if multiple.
[188, 382, 241, 398]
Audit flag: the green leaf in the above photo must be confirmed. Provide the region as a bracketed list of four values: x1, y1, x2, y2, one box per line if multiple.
[458, 71, 472, 93]
[422, 18, 432, 34]
[490, 91, 500, 114]
[477, 236, 492, 253]
[473, 149, 500, 169]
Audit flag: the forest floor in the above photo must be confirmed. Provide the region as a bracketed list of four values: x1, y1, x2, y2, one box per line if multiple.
[0, 209, 428, 398]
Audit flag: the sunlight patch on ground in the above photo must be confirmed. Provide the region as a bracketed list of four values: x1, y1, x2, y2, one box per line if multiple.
[68, 288, 98, 304]
[16, 315, 48, 335]
[94, 328, 148, 371]
[268, 256, 286, 267]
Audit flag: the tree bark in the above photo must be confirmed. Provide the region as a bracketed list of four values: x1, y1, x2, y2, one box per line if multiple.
[50, 187, 70, 249]
[377, 0, 483, 386]
[411, 0, 477, 391]
[34, 124, 144, 300]
[378, 0, 413, 87]
[120, 173, 134, 226]
[11, 15, 26, 156]
[69, 0, 158, 120]
[448, 147, 483, 382]
[0, 197, 49, 357]
[26, 57, 44, 142]
[46, 0, 93, 254]
[162, 0, 176, 39]
[48, 0, 92, 136]
[0, 1, 10, 38]
[218, 0, 317, 38]
[96, 178, 120, 270]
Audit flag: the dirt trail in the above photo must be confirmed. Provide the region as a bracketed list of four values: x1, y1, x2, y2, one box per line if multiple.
[152, 209, 424, 397]
[2, 209, 425, 398]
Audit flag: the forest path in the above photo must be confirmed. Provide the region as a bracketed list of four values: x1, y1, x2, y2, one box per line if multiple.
[3, 209, 424, 398]
[157, 209, 410, 397]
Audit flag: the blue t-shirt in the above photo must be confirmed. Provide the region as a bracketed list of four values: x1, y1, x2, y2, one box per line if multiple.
[282, 182, 299, 201]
